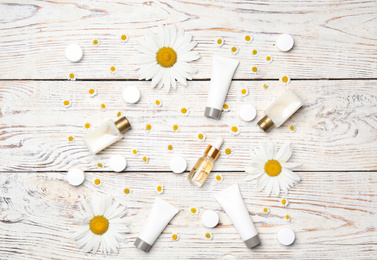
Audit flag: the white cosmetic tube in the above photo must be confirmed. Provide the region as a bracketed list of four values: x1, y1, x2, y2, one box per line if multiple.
[134, 197, 179, 253]
[214, 183, 261, 249]
[204, 55, 239, 120]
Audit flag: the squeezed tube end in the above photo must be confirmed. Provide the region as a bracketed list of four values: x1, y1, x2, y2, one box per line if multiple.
[134, 237, 152, 253]
[204, 107, 221, 120]
[244, 234, 261, 249]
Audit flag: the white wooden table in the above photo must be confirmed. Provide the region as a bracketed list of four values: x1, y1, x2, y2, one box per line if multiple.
[1, 1, 377, 259]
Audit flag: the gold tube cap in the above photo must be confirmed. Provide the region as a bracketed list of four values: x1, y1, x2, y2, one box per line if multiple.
[115, 116, 131, 134]
[257, 115, 274, 132]
[204, 145, 221, 161]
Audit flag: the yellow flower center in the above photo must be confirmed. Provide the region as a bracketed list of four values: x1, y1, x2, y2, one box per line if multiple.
[172, 234, 178, 240]
[223, 104, 229, 109]
[132, 149, 138, 155]
[245, 35, 251, 41]
[143, 156, 148, 162]
[263, 207, 269, 213]
[85, 123, 91, 129]
[155, 100, 161, 105]
[89, 216, 109, 235]
[68, 136, 74, 142]
[157, 186, 163, 192]
[146, 124, 152, 131]
[264, 160, 282, 176]
[93, 39, 99, 45]
[216, 175, 222, 181]
[117, 112, 122, 117]
[266, 56, 271, 61]
[282, 76, 289, 83]
[205, 233, 211, 238]
[110, 66, 116, 72]
[241, 89, 247, 95]
[252, 49, 257, 55]
[290, 125, 295, 131]
[191, 208, 197, 214]
[217, 39, 223, 44]
[263, 84, 267, 89]
[252, 66, 258, 73]
[156, 47, 177, 68]
[225, 148, 232, 155]
[69, 73, 75, 79]
[198, 133, 204, 140]
[97, 163, 103, 168]
[281, 199, 287, 205]
[181, 108, 187, 114]
[63, 100, 70, 106]
[89, 89, 95, 94]
[101, 104, 106, 109]
[173, 125, 179, 131]
[231, 126, 238, 133]
[124, 188, 130, 194]
[286, 215, 290, 220]
[168, 144, 173, 150]
[231, 47, 237, 52]
[94, 179, 100, 185]
[121, 35, 127, 41]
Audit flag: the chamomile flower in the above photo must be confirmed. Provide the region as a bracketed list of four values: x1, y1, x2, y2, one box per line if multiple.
[84, 123, 92, 130]
[230, 46, 239, 55]
[100, 103, 107, 111]
[154, 99, 162, 107]
[92, 38, 100, 46]
[109, 65, 117, 74]
[197, 132, 206, 142]
[172, 124, 180, 133]
[116, 112, 122, 118]
[215, 37, 224, 47]
[171, 233, 180, 241]
[280, 74, 290, 85]
[289, 125, 296, 133]
[223, 104, 230, 112]
[285, 214, 291, 222]
[205, 232, 213, 240]
[263, 83, 268, 89]
[123, 187, 132, 196]
[68, 135, 75, 144]
[71, 194, 130, 255]
[251, 49, 259, 57]
[251, 66, 258, 74]
[142, 156, 149, 163]
[224, 147, 234, 158]
[240, 88, 249, 97]
[281, 198, 289, 207]
[244, 34, 253, 44]
[167, 144, 174, 152]
[93, 178, 102, 187]
[180, 107, 190, 117]
[136, 25, 200, 93]
[145, 124, 152, 133]
[68, 72, 76, 81]
[215, 174, 223, 182]
[88, 88, 97, 97]
[265, 55, 273, 64]
[120, 34, 129, 43]
[245, 141, 302, 196]
[155, 185, 164, 195]
[190, 207, 199, 215]
[230, 125, 240, 136]
[263, 207, 270, 215]
[132, 148, 139, 156]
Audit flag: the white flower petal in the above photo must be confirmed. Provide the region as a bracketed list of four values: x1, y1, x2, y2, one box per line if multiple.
[150, 67, 164, 88]
[175, 61, 197, 74]
[134, 55, 156, 64]
[176, 40, 197, 54]
[282, 168, 301, 182]
[170, 67, 188, 86]
[272, 177, 280, 196]
[282, 162, 302, 169]
[258, 142, 269, 161]
[178, 51, 201, 62]
[169, 24, 177, 47]
[138, 62, 158, 80]
[163, 25, 170, 47]
[163, 70, 171, 93]
[170, 71, 177, 89]
[144, 32, 160, 50]
[256, 174, 269, 192]
[245, 166, 264, 175]
[275, 142, 293, 162]
[245, 172, 262, 181]
[157, 25, 165, 47]
[264, 178, 274, 196]
[173, 62, 192, 80]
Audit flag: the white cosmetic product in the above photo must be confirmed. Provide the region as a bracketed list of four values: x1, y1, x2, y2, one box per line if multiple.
[239, 104, 257, 122]
[201, 210, 219, 228]
[109, 154, 127, 172]
[204, 55, 239, 120]
[277, 227, 295, 246]
[276, 34, 294, 52]
[257, 90, 303, 132]
[67, 168, 85, 186]
[214, 183, 261, 249]
[83, 117, 131, 154]
[134, 197, 179, 253]
[123, 86, 141, 104]
[65, 44, 83, 62]
[170, 156, 187, 174]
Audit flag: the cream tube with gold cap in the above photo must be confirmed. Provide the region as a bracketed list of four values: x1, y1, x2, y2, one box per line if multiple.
[257, 90, 303, 132]
[83, 116, 131, 154]
[188, 138, 223, 187]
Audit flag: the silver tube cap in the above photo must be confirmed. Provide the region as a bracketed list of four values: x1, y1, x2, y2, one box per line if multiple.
[204, 107, 221, 120]
[134, 237, 152, 252]
[244, 234, 261, 248]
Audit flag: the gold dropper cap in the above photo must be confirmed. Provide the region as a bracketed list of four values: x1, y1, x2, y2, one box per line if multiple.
[204, 145, 221, 161]
[115, 116, 131, 134]
[257, 115, 274, 132]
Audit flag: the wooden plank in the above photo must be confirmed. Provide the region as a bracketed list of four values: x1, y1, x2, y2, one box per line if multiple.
[0, 0, 377, 80]
[1, 80, 376, 172]
[0, 171, 376, 259]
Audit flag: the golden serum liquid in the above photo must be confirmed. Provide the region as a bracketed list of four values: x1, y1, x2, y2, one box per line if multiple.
[188, 155, 215, 187]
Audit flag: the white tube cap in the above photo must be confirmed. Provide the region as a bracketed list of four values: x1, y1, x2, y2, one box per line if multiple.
[170, 156, 187, 174]
[65, 44, 83, 62]
[213, 138, 223, 150]
[122, 86, 141, 104]
[67, 168, 85, 186]
[277, 227, 296, 245]
[201, 210, 219, 228]
[276, 34, 294, 52]
[239, 104, 257, 122]
[109, 155, 127, 172]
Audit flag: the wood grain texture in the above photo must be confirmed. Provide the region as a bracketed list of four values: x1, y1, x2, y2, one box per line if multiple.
[1, 171, 377, 260]
[0, 0, 377, 80]
[0, 80, 376, 172]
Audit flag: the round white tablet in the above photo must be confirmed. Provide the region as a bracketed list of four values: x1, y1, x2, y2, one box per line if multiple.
[109, 155, 127, 172]
[65, 44, 83, 62]
[239, 104, 257, 122]
[122, 86, 141, 104]
[170, 156, 187, 174]
[276, 34, 294, 52]
[67, 168, 85, 186]
[277, 227, 296, 246]
[201, 210, 219, 228]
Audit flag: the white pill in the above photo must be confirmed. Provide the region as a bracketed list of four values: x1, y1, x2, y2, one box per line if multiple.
[109, 155, 127, 172]
[170, 156, 187, 174]
[65, 44, 83, 62]
[277, 227, 296, 246]
[239, 104, 257, 122]
[276, 34, 294, 52]
[122, 86, 141, 104]
[67, 168, 85, 186]
[201, 210, 219, 228]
